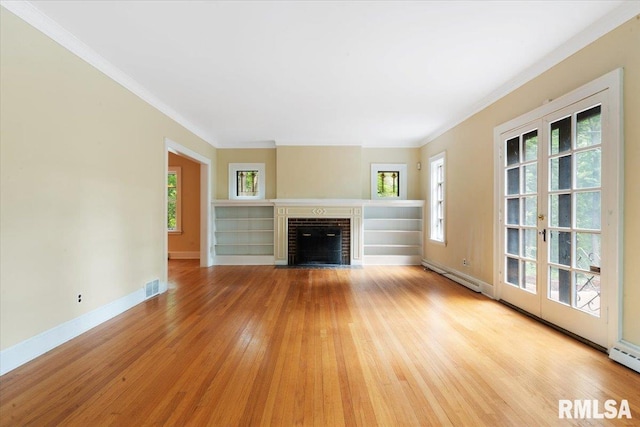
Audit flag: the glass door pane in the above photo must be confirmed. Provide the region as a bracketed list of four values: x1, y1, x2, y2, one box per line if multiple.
[547, 105, 602, 317]
[503, 130, 538, 294]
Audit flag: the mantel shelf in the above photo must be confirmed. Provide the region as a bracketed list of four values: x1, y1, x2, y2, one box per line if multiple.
[215, 229, 273, 233]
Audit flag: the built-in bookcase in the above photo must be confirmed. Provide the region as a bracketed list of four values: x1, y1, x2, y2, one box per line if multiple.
[363, 202, 423, 265]
[212, 200, 422, 266]
[213, 203, 274, 264]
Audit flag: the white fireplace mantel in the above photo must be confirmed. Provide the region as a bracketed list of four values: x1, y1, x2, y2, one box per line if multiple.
[274, 200, 364, 265]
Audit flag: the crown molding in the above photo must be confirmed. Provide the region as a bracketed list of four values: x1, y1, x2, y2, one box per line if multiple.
[274, 140, 423, 148]
[361, 140, 423, 149]
[215, 140, 277, 149]
[421, 1, 640, 146]
[275, 140, 363, 147]
[215, 140, 424, 149]
[1, 0, 217, 147]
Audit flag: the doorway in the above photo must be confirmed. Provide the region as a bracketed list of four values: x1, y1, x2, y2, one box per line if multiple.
[494, 71, 622, 349]
[163, 138, 212, 289]
[168, 152, 201, 260]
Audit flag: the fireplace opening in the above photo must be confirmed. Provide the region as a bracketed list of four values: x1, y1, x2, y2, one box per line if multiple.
[288, 218, 350, 265]
[296, 227, 342, 265]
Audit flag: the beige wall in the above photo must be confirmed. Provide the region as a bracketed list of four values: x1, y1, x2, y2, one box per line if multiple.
[217, 146, 421, 200]
[276, 146, 362, 199]
[216, 148, 277, 199]
[277, 146, 421, 200]
[421, 16, 640, 345]
[168, 153, 200, 254]
[0, 9, 216, 350]
[216, 146, 420, 200]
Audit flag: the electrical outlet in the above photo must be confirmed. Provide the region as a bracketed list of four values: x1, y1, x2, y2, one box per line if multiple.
[462, 259, 469, 267]
[77, 294, 82, 303]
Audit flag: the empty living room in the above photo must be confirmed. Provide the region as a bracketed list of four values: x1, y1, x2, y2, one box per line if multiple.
[1, 1, 640, 425]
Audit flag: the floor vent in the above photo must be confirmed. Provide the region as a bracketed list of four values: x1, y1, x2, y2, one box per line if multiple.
[145, 279, 160, 299]
[610, 344, 640, 373]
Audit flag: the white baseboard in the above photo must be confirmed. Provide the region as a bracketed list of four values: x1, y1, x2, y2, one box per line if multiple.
[421, 258, 494, 298]
[212, 255, 275, 265]
[364, 255, 422, 266]
[168, 251, 200, 260]
[609, 340, 640, 373]
[0, 284, 163, 376]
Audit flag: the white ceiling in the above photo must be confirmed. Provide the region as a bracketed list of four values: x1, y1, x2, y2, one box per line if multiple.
[9, 1, 639, 148]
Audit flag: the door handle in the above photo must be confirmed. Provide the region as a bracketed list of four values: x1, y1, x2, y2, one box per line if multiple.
[539, 229, 546, 242]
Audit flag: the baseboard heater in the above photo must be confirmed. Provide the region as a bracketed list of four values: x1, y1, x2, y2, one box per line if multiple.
[609, 342, 640, 373]
[421, 260, 481, 293]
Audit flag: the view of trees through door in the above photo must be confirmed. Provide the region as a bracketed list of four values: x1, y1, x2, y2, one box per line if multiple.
[496, 72, 622, 349]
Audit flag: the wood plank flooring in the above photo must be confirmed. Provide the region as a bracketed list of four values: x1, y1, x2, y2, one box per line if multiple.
[1, 261, 639, 426]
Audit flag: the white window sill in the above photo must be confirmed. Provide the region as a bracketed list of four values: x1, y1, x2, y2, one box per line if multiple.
[429, 239, 447, 247]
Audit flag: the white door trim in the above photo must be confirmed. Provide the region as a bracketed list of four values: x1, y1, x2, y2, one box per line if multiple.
[493, 68, 623, 350]
[164, 138, 213, 273]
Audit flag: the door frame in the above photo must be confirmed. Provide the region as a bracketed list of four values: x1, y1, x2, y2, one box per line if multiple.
[163, 138, 213, 287]
[493, 69, 623, 350]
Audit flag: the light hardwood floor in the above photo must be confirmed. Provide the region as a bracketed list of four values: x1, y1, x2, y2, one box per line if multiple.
[1, 261, 639, 426]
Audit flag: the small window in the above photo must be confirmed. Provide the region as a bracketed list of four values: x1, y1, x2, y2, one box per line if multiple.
[430, 153, 445, 243]
[229, 163, 265, 200]
[168, 166, 181, 232]
[377, 171, 400, 197]
[236, 170, 259, 197]
[371, 164, 407, 200]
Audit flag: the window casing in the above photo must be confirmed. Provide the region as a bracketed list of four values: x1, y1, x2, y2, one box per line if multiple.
[430, 153, 445, 243]
[229, 163, 266, 200]
[370, 163, 407, 200]
[168, 166, 181, 233]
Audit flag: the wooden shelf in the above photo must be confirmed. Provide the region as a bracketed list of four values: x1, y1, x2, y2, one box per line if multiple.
[213, 204, 275, 259]
[363, 204, 423, 264]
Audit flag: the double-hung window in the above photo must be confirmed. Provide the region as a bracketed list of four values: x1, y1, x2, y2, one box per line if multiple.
[429, 153, 445, 243]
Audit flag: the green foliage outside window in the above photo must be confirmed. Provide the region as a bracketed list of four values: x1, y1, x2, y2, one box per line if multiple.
[168, 172, 177, 231]
[237, 170, 258, 197]
[377, 171, 399, 197]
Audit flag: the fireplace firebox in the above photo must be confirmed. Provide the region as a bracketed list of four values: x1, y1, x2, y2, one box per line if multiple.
[296, 227, 342, 265]
[288, 218, 350, 265]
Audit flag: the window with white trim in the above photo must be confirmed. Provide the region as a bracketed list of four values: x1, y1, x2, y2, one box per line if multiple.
[371, 163, 407, 200]
[229, 163, 265, 200]
[430, 153, 445, 243]
[168, 166, 181, 232]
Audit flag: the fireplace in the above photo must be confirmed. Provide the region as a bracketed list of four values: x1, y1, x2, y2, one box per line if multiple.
[288, 218, 350, 265]
[296, 226, 342, 265]
[274, 203, 362, 266]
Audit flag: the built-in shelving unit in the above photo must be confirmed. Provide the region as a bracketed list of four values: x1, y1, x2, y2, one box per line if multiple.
[213, 202, 274, 264]
[212, 200, 423, 266]
[363, 201, 424, 265]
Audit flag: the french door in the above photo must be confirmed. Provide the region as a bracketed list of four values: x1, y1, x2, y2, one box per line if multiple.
[498, 91, 612, 347]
